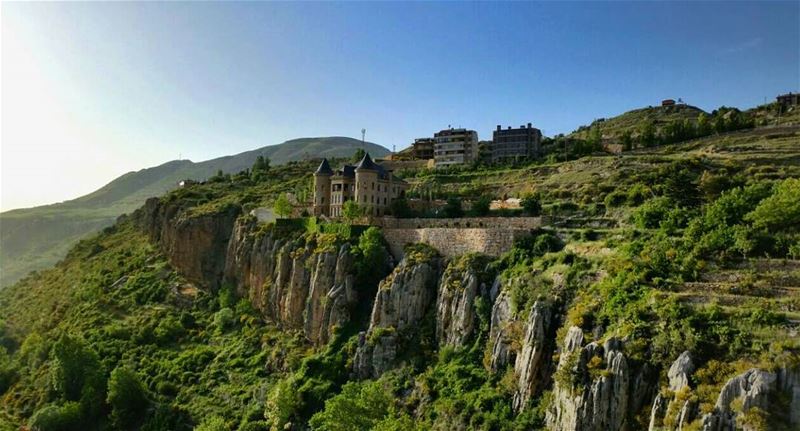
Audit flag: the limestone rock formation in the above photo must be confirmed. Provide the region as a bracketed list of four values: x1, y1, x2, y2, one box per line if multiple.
[487, 289, 516, 372]
[304, 244, 356, 345]
[354, 256, 441, 379]
[648, 351, 697, 431]
[435, 257, 482, 348]
[546, 328, 631, 431]
[137, 197, 241, 289]
[668, 351, 694, 392]
[137, 201, 367, 345]
[700, 366, 800, 431]
[513, 301, 554, 411]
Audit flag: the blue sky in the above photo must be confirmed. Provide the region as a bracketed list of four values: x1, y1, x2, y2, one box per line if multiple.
[2, 1, 798, 210]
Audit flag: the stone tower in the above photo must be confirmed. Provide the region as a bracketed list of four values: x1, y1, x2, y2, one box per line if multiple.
[313, 158, 333, 216]
[354, 153, 380, 215]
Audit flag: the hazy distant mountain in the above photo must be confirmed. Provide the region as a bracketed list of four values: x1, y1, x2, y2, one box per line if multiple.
[0, 137, 388, 287]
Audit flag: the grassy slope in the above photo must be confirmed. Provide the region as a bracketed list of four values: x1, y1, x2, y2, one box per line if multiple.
[0, 138, 388, 288]
[404, 125, 800, 202]
[1, 122, 798, 429]
[568, 104, 706, 139]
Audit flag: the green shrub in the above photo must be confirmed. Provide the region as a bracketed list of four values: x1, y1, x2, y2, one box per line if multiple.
[388, 198, 413, 218]
[308, 380, 392, 431]
[443, 197, 464, 218]
[154, 315, 184, 344]
[745, 178, 800, 232]
[50, 335, 105, 403]
[214, 308, 236, 333]
[604, 191, 627, 208]
[197, 416, 228, 431]
[521, 194, 542, 216]
[633, 197, 674, 229]
[626, 184, 651, 206]
[107, 367, 150, 429]
[470, 196, 492, 216]
[0, 348, 16, 395]
[28, 402, 82, 431]
[218, 284, 238, 309]
[353, 227, 389, 289]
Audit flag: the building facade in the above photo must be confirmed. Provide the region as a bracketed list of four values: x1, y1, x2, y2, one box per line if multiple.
[433, 128, 479, 167]
[412, 138, 435, 160]
[491, 123, 542, 162]
[777, 92, 799, 108]
[313, 153, 408, 218]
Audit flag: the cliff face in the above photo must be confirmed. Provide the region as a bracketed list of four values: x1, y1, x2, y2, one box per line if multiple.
[133, 200, 799, 429]
[353, 256, 442, 379]
[136, 200, 359, 345]
[138, 197, 241, 289]
[546, 327, 637, 431]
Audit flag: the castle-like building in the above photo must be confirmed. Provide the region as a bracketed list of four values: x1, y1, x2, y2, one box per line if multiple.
[313, 153, 408, 217]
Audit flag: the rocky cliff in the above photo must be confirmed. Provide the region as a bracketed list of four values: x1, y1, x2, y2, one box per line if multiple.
[133, 199, 799, 429]
[353, 254, 442, 378]
[136, 200, 361, 345]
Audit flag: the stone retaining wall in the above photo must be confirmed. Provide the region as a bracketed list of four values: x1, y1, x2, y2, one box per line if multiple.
[383, 227, 531, 260]
[375, 216, 544, 230]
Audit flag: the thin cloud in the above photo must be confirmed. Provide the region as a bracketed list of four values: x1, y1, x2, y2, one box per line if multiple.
[720, 37, 763, 55]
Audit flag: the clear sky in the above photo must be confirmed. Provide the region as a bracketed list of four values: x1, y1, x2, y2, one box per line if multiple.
[2, 1, 798, 211]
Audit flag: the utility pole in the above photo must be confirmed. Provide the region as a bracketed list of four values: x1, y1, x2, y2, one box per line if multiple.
[361, 128, 366, 150]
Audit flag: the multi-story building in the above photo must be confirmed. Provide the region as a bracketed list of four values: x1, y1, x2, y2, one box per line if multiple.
[411, 138, 435, 160]
[491, 123, 542, 163]
[313, 153, 408, 218]
[433, 128, 479, 167]
[777, 92, 799, 109]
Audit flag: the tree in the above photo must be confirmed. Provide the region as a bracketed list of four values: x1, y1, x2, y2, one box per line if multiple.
[388, 198, 412, 218]
[29, 402, 82, 431]
[251, 156, 271, 181]
[354, 227, 389, 288]
[620, 131, 633, 151]
[521, 194, 542, 216]
[342, 200, 365, 222]
[50, 335, 103, 402]
[309, 381, 392, 431]
[352, 148, 366, 163]
[639, 120, 657, 147]
[107, 367, 150, 429]
[273, 194, 292, 219]
[745, 178, 800, 231]
[470, 196, 491, 216]
[443, 197, 463, 218]
[696, 113, 711, 136]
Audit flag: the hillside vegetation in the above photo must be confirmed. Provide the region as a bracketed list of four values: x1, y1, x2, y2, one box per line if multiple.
[0, 137, 389, 288]
[1, 114, 798, 430]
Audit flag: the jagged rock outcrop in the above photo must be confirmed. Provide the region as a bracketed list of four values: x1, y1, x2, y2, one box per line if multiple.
[223, 217, 284, 302]
[435, 257, 482, 348]
[137, 197, 241, 288]
[487, 289, 516, 372]
[227, 227, 359, 344]
[354, 256, 441, 379]
[137, 202, 365, 345]
[546, 327, 631, 431]
[512, 301, 554, 411]
[648, 351, 697, 431]
[304, 244, 356, 345]
[700, 366, 800, 431]
[668, 351, 695, 392]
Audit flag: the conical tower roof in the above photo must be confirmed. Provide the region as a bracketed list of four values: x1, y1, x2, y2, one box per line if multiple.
[314, 158, 333, 175]
[354, 152, 379, 171]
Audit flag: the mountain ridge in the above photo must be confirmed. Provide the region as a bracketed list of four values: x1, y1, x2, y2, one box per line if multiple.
[0, 136, 388, 287]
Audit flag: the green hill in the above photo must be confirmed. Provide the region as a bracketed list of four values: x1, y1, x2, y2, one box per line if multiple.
[0, 137, 388, 288]
[1, 125, 797, 430]
[568, 103, 707, 141]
